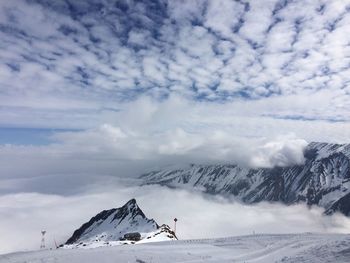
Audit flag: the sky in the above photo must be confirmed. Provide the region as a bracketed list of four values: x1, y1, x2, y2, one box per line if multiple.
[1, 0, 350, 254]
[0, 0, 349, 177]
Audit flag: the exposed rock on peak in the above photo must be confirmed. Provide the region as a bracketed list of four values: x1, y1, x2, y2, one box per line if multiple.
[65, 199, 159, 245]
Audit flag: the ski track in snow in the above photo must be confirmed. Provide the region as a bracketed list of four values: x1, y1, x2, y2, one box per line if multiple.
[1, 233, 350, 263]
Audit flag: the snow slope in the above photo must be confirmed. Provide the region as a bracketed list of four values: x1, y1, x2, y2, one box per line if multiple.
[1, 233, 350, 263]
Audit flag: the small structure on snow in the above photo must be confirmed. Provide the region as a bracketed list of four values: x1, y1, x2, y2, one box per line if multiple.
[120, 232, 141, 241]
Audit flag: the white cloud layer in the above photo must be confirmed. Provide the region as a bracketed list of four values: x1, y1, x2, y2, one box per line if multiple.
[1, 182, 350, 255]
[0, 95, 349, 182]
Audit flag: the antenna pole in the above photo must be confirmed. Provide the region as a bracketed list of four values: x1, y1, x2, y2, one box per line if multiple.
[40, 230, 46, 249]
[173, 218, 178, 234]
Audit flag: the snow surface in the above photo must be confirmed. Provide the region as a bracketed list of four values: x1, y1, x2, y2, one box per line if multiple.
[2, 233, 350, 263]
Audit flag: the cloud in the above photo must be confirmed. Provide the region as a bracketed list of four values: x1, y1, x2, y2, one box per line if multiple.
[250, 136, 308, 167]
[0, 128, 306, 184]
[0, 94, 350, 183]
[1, 182, 350, 254]
[0, 0, 349, 129]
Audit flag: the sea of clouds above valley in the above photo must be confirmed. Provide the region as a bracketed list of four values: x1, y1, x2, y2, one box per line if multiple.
[1, 0, 350, 254]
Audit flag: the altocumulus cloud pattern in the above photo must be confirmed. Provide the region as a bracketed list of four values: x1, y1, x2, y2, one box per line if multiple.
[0, 0, 350, 132]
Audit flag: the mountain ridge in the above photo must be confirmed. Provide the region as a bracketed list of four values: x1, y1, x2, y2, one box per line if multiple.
[140, 142, 350, 216]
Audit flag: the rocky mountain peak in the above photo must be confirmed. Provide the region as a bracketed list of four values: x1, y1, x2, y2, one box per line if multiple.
[65, 199, 159, 245]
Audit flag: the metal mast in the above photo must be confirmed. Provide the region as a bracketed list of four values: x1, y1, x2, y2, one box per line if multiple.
[40, 230, 46, 249]
[173, 218, 178, 234]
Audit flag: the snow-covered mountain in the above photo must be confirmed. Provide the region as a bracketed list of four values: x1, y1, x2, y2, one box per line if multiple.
[64, 199, 176, 248]
[141, 142, 350, 216]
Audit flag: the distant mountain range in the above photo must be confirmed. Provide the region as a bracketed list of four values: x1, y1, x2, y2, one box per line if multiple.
[64, 199, 176, 248]
[141, 142, 350, 216]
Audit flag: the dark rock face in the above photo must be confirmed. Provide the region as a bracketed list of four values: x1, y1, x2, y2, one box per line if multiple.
[65, 199, 159, 244]
[326, 193, 350, 216]
[66, 208, 117, 244]
[141, 142, 350, 216]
